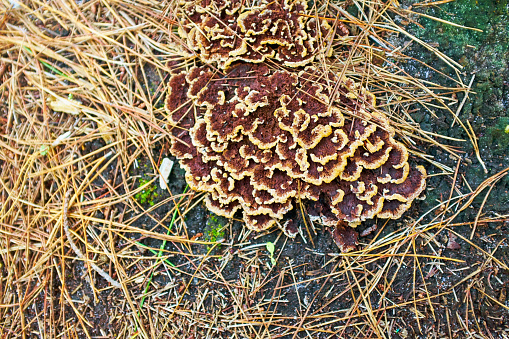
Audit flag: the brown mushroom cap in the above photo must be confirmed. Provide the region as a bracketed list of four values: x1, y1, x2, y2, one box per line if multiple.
[165, 62, 426, 233]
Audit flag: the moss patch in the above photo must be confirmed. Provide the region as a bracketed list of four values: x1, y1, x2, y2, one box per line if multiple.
[204, 213, 227, 251]
[135, 178, 159, 206]
[480, 117, 509, 151]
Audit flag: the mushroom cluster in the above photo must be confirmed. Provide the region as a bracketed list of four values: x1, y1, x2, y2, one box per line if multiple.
[166, 0, 426, 238]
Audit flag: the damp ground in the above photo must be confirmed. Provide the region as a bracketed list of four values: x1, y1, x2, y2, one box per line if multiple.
[1, 0, 508, 338]
[115, 1, 509, 336]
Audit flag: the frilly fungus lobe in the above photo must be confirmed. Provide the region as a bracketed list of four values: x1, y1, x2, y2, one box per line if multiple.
[167, 0, 426, 237]
[177, 0, 339, 69]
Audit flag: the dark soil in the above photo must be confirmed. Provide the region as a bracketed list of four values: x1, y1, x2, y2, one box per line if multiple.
[145, 0, 509, 337]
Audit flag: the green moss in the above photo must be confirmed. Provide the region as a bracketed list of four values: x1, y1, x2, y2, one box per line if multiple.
[411, 0, 509, 59]
[204, 213, 226, 250]
[135, 178, 158, 206]
[480, 117, 509, 153]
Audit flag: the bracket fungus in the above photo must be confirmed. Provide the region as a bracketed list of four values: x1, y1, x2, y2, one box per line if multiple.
[176, 0, 342, 69]
[166, 0, 426, 246]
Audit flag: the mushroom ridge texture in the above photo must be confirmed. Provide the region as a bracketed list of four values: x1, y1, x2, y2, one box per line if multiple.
[165, 62, 427, 235]
[176, 0, 341, 69]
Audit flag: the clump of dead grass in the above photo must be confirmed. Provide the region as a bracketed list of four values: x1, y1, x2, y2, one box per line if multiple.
[0, 0, 507, 338]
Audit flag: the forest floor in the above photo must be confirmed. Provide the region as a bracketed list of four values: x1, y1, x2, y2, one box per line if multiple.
[0, 0, 508, 338]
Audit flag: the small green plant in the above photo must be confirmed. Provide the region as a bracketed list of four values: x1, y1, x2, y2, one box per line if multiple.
[266, 242, 276, 267]
[135, 178, 158, 206]
[39, 145, 49, 156]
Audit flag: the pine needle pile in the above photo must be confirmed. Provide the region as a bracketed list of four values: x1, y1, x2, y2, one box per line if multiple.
[0, 0, 507, 338]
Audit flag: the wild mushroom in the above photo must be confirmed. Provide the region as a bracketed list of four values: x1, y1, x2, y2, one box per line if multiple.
[166, 0, 426, 249]
[176, 0, 341, 69]
[165, 63, 426, 238]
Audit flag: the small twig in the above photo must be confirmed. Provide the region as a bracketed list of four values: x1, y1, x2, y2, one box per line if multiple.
[451, 74, 475, 127]
[466, 120, 487, 174]
[63, 189, 121, 288]
[470, 182, 495, 240]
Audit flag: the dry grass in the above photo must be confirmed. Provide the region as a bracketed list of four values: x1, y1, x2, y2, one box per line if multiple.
[0, 0, 508, 338]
